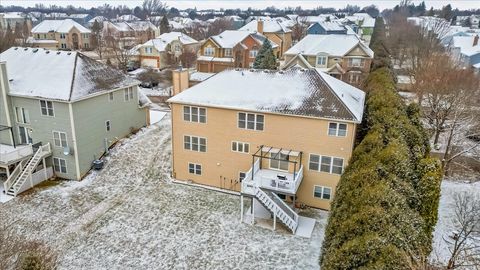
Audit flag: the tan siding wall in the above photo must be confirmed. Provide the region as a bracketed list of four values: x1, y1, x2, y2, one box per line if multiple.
[171, 104, 357, 210]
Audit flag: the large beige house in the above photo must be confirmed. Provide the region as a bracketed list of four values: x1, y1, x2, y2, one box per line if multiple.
[28, 19, 91, 50]
[133, 32, 199, 69]
[281, 34, 374, 86]
[168, 68, 365, 222]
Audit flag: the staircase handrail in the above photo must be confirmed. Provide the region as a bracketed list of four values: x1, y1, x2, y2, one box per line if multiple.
[3, 158, 28, 192]
[294, 165, 304, 192]
[271, 191, 299, 224]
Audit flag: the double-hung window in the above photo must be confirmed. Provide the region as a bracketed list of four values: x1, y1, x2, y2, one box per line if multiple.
[145, 47, 153, 54]
[15, 107, 30, 124]
[184, 135, 207, 152]
[224, 48, 232, 57]
[238, 112, 264, 131]
[328, 122, 347, 137]
[232, 141, 250, 153]
[106, 120, 111, 132]
[53, 157, 67, 174]
[60, 33, 66, 39]
[204, 47, 214, 56]
[53, 131, 68, 148]
[124, 87, 134, 101]
[249, 50, 258, 58]
[183, 106, 206, 123]
[109, 92, 114, 101]
[188, 163, 202, 175]
[40, 100, 54, 116]
[316, 55, 327, 66]
[314, 186, 331, 200]
[348, 58, 364, 68]
[309, 154, 344, 175]
[239, 172, 246, 181]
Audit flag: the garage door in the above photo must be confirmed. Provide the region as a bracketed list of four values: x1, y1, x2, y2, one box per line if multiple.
[142, 58, 158, 68]
[197, 63, 209, 72]
[213, 64, 229, 73]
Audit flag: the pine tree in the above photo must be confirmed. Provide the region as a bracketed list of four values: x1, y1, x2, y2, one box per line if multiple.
[426, 7, 434, 17]
[253, 39, 276, 70]
[160, 16, 170, 34]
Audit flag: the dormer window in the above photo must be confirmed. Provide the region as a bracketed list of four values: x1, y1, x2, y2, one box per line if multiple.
[145, 47, 153, 54]
[316, 55, 327, 67]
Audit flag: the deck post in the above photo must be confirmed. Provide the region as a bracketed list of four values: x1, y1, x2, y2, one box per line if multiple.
[240, 195, 244, 222]
[43, 158, 47, 180]
[251, 197, 255, 225]
[273, 209, 276, 231]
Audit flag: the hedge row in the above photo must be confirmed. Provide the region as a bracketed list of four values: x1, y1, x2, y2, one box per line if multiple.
[319, 18, 442, 269]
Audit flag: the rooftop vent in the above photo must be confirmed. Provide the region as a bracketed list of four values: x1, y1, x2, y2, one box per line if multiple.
[278, 70, 284, 74]
[14, 47, 18, 50]
[45, 51, 50, 54]
[32, 48, 39, 53]
[56, 51, 61, 55]
[67, 52, 71, 55]
[249, 69, 255, 72]
[23, 48, 28, 51]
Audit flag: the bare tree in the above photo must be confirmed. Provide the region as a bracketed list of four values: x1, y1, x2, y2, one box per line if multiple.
[104, 32, 138, 71]
[183, 22, 207, 41]
[413, 54, 479, 171]
[205, 18, 233, 38]
[179, 48, 197, 68]
[444, 192, 480, 269]
[142, 0, 167, 18]
[291, 17, 308, 42]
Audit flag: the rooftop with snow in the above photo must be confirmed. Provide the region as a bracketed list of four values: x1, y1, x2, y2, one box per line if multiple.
[1, 47, 138, 102]
[168, 68, 365, 122]
[285, 34, 374, 57]
[31, 18, 90, 33]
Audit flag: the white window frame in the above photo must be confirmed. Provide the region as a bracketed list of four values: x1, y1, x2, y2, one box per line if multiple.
[184, 135, 207, 152]
[183, 106, 207, 123]
[53, 157, 68, 174]
[224, 48, 232, 57]
[328, 122, 348, 137]
[231, 141, 250, 154]
[60, 33, 66, 39]
[145, 47, 153, 54]
[239, 171, 246, 181]
[108, 92, 114, 101]
[124, 87, 134, 101]
[316, 55, 327, 67]
[348, 58, 364, 68]
[238, 112, 264, 131]
[15, 107, 30, 124]
[204, 47, 215, 56]
[188, 162, 202, 175]
[53, 131, 68, 148]
[309, 154, 344, 175]
[105, 120, 111, 132]
[249, 50, 258, 58]
[313, 185, 332, 200]
[40, 100, 54, 117]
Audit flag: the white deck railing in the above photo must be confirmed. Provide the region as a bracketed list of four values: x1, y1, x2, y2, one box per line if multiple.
[0, 144, 33, 164]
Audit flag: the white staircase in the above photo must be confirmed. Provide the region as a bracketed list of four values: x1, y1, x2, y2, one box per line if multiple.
[254, 187, 299, 233]
[3, 143, 52, 197]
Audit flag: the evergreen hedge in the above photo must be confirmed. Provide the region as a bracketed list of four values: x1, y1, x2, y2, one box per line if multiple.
[319, 17, 442, 269]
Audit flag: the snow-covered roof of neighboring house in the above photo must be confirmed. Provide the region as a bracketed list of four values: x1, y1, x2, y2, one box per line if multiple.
[240, 19, 291, 33]
[107, 21, 157, 32]
[308, 21, 346, 32]
[69, 14, 90, 19]
[285, 34, 374, 57]
[31, 19, 90, 33]
[361, 17, 376, 28]
[196, 56, 234, 63]
[451, 36, 480, 53]
[117, 14, 140, 22]
[26, 37, 58, 44]
[88, 16, 106, 23]
[189, 72, 215, 82]
[140, 32, 197, 52]
[1, 47, 138, 102]
[169, 21, 185, 30]
[168, 68, 365, 122]
[209, 30, 278, 49]
[1, 12, 26, 19]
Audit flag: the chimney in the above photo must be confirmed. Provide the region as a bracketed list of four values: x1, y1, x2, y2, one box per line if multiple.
[474, 35, 479, 47]
[257, 20, 264, 34]
[172, 66, 190, 96]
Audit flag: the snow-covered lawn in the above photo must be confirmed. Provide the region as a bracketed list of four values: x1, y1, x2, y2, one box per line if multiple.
[0, 115, 326, 269]
[430, 179, 480, 266]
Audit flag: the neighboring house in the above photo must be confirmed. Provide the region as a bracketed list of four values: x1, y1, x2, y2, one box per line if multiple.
[0, 47, 147, 197]
[0, 12, 33, 31]
[135, 32, 199, 69]
[29, 19, 91, 50]
[68, 14, 93, 26]
[281, 34, 374, 86]
[167, 68, 365, 221]
[196, 30, 280, 73]
[449, 35, 480, 68]
[307, 21, 347, 35]
[88, 16, 106, 27]
[239, 20, 292, 58]
[103, 21, 158, 49]
[116, 14, 140, 22]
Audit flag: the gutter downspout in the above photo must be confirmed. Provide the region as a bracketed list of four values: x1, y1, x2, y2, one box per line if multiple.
[68, 103, 81, 180]
[0, 62, 15, 146]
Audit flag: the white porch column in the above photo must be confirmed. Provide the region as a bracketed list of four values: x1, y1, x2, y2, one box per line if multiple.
[273, 208, 277, 231]
[43, 158, 47, 179]
[251, 197, 255, 225]
[240, 195, 244, 222]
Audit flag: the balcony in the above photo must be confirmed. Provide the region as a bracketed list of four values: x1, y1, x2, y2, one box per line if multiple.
[241, 146, 304, 195]
[0, 144, 33, 165]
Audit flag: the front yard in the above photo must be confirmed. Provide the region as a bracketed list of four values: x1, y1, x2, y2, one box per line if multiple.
[0, 115, 327, 269]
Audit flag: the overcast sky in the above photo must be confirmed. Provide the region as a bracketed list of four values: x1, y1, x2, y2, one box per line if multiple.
[1, 0, 479, 10]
